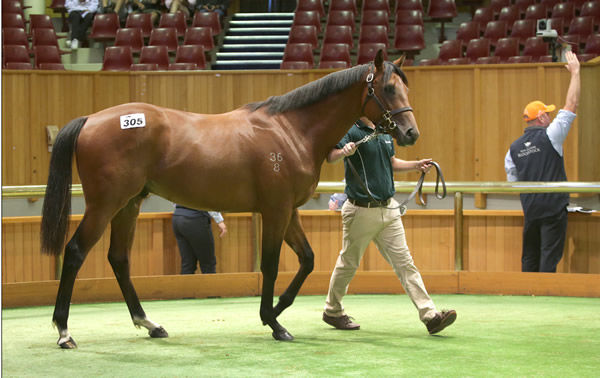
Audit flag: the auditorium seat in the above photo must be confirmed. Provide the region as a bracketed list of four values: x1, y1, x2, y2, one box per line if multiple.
[2, 45, 31, 68]
[362, 0, 391, 15]
[318, 60, 350, 68]
[498, 6, 521, 32]
[419, 58, 440, 65]
[323, 25, 354, 48]
[395, 10, 424, 26]
[89, 13, 120, 42]
[139, 45, 170, 70]
[580, 1, 600, 29]
[395, 0, 423, 12]
[192, 11, 221, 35]
[456, 21, 481, 47]
[329, 0, 358, 17]
[361, 10, 390, 30]
[102, 46, 134, 71]
[356, 42, 387, 64]
[567, 16, 594, 40]
[514, 0, 536, 17]
[183, 27, 214, 51]
[33, 45, 62, 68]
[31, 28, 69, 55]
[175, 45, 206, 69]
[524, 4, 548, 20]
[327, 10, 356, 33]
[394, 24, 425, 57]
[551, 3, 575, 26]
[2, 0, 27, 16]
[39, 62, 65, 70]
[168, 62, 197, 70]
[570, 0, 590, 14]
[126, 13, 154, 38]
[359, 25, 389, 47]
[2, 27, 31, 55]
[483, 20, 508, 46]
[489, 0, 511, 17]
[447, 57, 470, 65]
[48, 0, 69, 32]
[114, 28, 145, 54]
[320, 43, 351, 66]
[548, 17, 565, 35]
[29, 14, 55, 35]
[522, 36, 549, 61]
[130, 63, 158, 71]
[148, 27, 178, 52]
[2, 13, 27, 29]
[466, 38, 491, 62]
[472, 7, 494, 31]
[507, 55, 533, 63]
[583, 33, 600, 56]
[476, 56, 500, 64]
[5, 61, 33, 69]
[438, 39, 462, 63]
[539, 0, 561, 14]
[427, 0, 457, 42]
[282, 43, 314, 67]
[494, 37, 519, 62]
[159, 12, 187, 37]
[280, 61, 312, 69]
[293, 10, 322, 33]
[510, 19, 536, 46]
[287, 25, 319, 50]
[295, 0, 325, 19]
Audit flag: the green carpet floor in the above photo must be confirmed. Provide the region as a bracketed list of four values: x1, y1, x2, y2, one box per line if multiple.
[2, 294, 599, 377]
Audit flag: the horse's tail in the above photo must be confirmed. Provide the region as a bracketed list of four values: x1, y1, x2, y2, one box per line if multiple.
[40, 117, 87, 256]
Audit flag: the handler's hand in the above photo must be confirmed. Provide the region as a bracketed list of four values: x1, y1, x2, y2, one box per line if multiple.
[564, 50, 580, 75]
[415, 158, 433, 173]
[342, 142, 357, 157]
[217, 222, 227, 238]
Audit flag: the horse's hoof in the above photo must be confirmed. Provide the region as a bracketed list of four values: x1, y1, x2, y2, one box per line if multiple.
[149, 326, 169, 338]
[272, 330, 294, 341]
[58, 336, 77, 349]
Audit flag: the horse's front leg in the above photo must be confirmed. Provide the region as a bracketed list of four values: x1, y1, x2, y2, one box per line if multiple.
[259, 210, 294, 341]
[273, 209, 314, 319]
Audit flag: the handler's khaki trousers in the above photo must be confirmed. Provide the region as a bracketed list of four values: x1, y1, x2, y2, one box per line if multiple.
[324, 198, 437, 323]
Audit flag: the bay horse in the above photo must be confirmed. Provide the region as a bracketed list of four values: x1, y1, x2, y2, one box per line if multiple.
[41, 51, 419, 349]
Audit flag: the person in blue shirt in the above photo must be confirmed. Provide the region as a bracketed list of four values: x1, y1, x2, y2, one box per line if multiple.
[504, 51, 580, 273]
[172, 205, 227, 274]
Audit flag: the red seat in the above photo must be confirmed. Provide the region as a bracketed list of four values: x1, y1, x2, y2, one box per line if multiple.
[2, 27, 31, 54]
[2, 45, 31, 68]
[567, 16, 594, 40]
[282, 43, 314, 67]
[327, 10, 356, 33]
[158, 12, 187, 37]
[548, 17, 565, 35]
[293, 10, 322, 33]
[48, 0, 69, 33]
[395, 0, 423, 12]
[507, 55, 533, 63]
[395, 10, 423, 26]
[494, 37, 519, 62]
[476, 56, 501, 64]
[570, 0, 590, 13]
[29, 14, 55, 32]
[538, 55, 554, 62]
[295, 0, 325, 19]
[522, 36, 549, 61]
[329, 0, 357, 17]
[168, 62, 197, 70]
[149, 27, 178, 52]
[126, 13, 154, 38]
[393, 24, 425, 54]
[175, 44, 206, 69]
[356, 42, 387, 64]
[577, 53, 597, 61]
[361, 10, 390, 29]
[114, 28, 145, 53]
[183, 27, 214, 51]
[551, 3, 575, 26]
[130, 63, 158, 71]
[583, 33, 600, 55]
[39, 62, 65, 70]
[466, 38, 491, 62]
[524, 4, 548, 20]
[514, 0, 536, 16]
[89, 13, 120, 42]
[539, 0, 561, 13]
[2, 13, 26, 29]
[359, 25, 389, 47]
[419, 58, 440, 66]
[580, 1, 600, 29]
[427, 0, 457, 42]
[498, 6, 521, 31]
[318, 60, 350, 68]
[489, 0, 511, 16]
[438, 39, 462, 62]
[320, 43, 351, 66]
[456, 21, 480, 46]
[323, 25, 353, 48]
[362, 0, 390, 15]
[102, 46, 134, 71]
[287, 25, 318, 50]
[280, 61, 312, 69]
[447, 57, 470, 65]
[33, 45, 62, 68]
[5, 61, 33, 69]
[139, 45, 170, 70]
[191, 11, 221, 35]
[483, 20, 508, 46]
[472, 7, 494, 31]
[2, 0, 26, 15]
[510, 19, 536, 46]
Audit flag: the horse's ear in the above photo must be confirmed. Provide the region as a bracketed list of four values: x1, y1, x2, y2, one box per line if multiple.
[393, 55, 406, 68]
[374, 49, 384, 71]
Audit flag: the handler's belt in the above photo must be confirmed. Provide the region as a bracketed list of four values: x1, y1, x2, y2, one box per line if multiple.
[348, 198, 391, 208]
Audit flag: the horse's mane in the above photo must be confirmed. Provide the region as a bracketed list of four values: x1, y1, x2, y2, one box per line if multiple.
[247, 62, 408, 114]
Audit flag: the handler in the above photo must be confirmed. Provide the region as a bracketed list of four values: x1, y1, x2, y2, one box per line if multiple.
[322, 117, 456, 335]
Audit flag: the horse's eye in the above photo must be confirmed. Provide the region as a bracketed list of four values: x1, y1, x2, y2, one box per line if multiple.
[384, 85, 395, 95]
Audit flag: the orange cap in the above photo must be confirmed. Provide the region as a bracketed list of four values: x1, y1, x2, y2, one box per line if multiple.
[523, 100, 556, 121]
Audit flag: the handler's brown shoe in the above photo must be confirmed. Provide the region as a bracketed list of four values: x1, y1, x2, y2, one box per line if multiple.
[323, 312, 360, 330]
[426, 310, 457, 335]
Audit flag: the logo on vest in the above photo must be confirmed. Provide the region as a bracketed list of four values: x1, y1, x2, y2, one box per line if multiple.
[518, 141, 540, 158]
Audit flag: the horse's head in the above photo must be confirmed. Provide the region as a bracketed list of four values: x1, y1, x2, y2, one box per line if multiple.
[361, 50, 419, 146]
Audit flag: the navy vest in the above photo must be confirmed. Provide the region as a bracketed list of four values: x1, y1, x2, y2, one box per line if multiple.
[509, 127, 568, 220]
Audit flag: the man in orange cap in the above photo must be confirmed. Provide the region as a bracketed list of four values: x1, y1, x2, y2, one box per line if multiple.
[504, 51, 580, 272]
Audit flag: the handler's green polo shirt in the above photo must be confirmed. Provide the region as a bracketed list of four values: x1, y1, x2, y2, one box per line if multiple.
[336, 119, 395, 202]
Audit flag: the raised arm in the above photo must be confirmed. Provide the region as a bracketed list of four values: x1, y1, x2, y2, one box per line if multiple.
[562, 51, 580, 114]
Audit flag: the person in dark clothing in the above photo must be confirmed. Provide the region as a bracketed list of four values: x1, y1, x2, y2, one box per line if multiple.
[172, 205, 227, 274]
[504, 51, 580, 273]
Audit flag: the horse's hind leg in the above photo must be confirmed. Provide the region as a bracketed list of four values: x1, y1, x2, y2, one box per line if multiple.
[108, 194, 168, 338]
[273, 209, 314, 319]
[53, 209, 113, 349]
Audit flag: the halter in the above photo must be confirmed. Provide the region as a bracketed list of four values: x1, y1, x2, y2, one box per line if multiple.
[360, 66, 414, 136]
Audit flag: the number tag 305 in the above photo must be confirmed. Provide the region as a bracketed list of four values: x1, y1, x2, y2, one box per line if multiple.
[120, 113, 146, 129]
